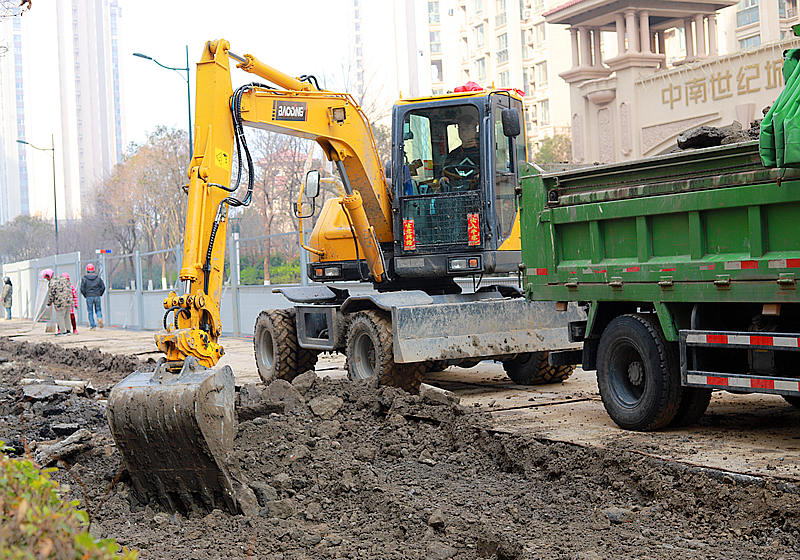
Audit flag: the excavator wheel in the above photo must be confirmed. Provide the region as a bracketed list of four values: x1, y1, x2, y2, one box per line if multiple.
[107, 357, 252, 514]
[254, 309, 318, 384]
[346, 310, 425, 393]
[502, 351, 574, 385]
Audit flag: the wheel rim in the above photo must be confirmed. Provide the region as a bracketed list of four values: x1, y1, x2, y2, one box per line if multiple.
[351, 331, 377, 379]
[257, 327, 275, 370]
[607, 339, 646, 407]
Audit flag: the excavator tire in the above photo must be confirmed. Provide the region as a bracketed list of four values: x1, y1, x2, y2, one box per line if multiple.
[254, 309, 318, 384]
[423, 360, 448, 373]
[346, 310, 425, 393]
[502, 351, 574, 385]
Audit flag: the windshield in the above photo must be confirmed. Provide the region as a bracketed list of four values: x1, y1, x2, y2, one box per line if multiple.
[401, 104, 481, 196]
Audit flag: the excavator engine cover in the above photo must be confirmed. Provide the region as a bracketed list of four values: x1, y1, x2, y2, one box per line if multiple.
[107, 357, 247, 514]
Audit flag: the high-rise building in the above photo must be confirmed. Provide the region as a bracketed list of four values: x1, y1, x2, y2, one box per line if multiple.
[718, 0, 800, 52]
[0, 0, 123, 225]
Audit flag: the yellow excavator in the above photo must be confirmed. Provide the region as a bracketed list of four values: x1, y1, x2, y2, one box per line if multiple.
[107, 40, 582, 513]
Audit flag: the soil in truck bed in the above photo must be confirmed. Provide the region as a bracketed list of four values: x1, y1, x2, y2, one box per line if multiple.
[0, 337, 799, 559]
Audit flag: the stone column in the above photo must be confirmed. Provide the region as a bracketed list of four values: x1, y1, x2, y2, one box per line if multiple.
[684, 18, 695, 59]
[695, 14, 706, 57]
[579, 26, 591, 68]
[708, 14, 718, 56]
[570, 27, 580, 68]
[615, 13, 625, 55]
[639, 11, 651, 54]
[625, 10, 639, 53]
[592, 28, 602, 67]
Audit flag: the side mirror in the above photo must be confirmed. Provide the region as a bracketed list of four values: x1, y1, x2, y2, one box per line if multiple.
[502, 108, 521, 138]
[305, 170, 320, 198]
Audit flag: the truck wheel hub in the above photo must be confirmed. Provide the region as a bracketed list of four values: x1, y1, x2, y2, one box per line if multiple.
[627, 361, 644, 386]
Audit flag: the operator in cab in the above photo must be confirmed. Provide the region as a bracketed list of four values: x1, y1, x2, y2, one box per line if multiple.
[439, 111, 480, 191]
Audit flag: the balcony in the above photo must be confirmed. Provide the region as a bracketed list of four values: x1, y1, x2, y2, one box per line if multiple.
[736, 5, 759, 27]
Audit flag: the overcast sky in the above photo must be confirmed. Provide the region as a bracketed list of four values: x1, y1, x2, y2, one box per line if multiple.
[120, 0, 356, 147]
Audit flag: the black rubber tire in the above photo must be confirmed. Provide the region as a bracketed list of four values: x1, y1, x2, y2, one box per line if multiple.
[502, 352, 575, 385]
[345, 310, 425, 393]
[782, 395, 800, 408]
[669, 388, 712, 427]
[597, 314, 681, 431]
[253, 309, 318, 384]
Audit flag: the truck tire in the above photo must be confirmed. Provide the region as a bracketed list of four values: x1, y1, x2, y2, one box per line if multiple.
[346, 310, 425, 393]
[669, 388, 712, 427]
[254, 309, 318, 384]
[597, 314, 681, 431]
[502, 352, 574, 385]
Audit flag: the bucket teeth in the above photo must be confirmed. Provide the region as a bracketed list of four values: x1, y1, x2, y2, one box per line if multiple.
[107, 358, 246, 514]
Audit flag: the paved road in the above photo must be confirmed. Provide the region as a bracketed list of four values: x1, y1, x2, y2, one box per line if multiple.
[3, 318, 800, 484]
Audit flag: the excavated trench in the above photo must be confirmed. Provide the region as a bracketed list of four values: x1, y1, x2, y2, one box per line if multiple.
[1, 337, 799, 559]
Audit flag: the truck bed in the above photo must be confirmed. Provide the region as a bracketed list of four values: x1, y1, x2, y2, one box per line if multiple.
[521, 141, 800, 305]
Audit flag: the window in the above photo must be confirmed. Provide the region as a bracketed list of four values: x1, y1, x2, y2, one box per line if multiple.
[535, 61, 548, 87]
[496, 33, 508, 64]
[739, 35, 761, 49]
[428, 1, 440, 23]
[493, 98, 524, 240]
[522, 67, 530, 91]
[499, 70, 510, 87]
[430, 31, 441, 54]
[495, 0, 507, 26]
[520, 29, 528, 59]
[533, 22, 546, 45]
[737, 0, 759, 26]
[538, 99, 550, 124]
[431, 60, 443, 82]
[471, 0, 483, 13]
[476, 57, 487, 81]
[475, 24, 485, 48]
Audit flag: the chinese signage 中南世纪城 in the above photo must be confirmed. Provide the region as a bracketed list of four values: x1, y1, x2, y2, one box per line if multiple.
[661, 59, 784, 109]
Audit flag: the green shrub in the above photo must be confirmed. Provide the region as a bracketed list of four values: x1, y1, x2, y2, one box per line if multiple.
[0, 445, 137, 559]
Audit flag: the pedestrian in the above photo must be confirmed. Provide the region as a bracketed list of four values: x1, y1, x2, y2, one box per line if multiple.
[80, 263, 105, 330]
[1, 277, 11, 319]
[43, 269, 71, 336]
[62, 272, 78, 334]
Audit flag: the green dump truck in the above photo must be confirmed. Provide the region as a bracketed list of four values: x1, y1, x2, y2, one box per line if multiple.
[520, 138, 800, 431]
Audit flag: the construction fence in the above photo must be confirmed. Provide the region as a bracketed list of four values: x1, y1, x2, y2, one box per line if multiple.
[2, 230, 521, 338]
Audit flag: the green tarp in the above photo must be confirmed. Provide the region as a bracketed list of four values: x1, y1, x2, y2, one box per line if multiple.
[760, 45, 800, 168]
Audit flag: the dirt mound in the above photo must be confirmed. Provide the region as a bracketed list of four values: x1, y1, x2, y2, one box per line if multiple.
[76, 375, 800, 559]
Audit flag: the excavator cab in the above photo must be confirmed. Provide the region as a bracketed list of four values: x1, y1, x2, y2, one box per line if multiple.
[389, 91, 524, 283]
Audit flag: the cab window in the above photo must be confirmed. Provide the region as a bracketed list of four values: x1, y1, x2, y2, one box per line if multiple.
[493, 100, 522, 241]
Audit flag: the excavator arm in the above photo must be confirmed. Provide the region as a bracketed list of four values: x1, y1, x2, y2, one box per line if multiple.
[107, 39, 396, 514]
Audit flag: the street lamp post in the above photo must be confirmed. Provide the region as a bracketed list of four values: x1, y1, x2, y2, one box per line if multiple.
[133, 46, 193, 153]
[17, 135, 58, 255]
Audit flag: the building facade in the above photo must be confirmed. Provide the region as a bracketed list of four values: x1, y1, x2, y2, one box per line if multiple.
[543, 0, 800, 164]
[0, 0, 123, 225]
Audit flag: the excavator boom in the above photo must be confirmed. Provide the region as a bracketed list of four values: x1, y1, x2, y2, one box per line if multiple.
[107, 39, 399, 513]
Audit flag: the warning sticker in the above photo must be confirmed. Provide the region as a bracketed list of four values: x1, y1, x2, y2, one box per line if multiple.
[215, 148, 231, 170]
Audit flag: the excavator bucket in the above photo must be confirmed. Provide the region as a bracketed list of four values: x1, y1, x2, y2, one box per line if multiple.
[107, 357, 248, 514]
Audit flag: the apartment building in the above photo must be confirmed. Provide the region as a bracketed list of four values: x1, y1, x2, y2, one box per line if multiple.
[422, 0, 572, 154]
[718, 0, 800, 52]
[0, 0, 123, 225]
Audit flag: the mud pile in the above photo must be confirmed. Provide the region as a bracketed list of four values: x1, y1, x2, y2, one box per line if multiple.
[1, 338, 800, 559]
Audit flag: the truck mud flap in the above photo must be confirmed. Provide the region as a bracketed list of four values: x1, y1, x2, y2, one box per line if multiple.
[391, 299, 584, 363]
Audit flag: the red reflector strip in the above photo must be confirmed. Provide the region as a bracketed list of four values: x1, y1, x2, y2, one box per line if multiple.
[751, 378, 775, 389]
[624, 266, 640, 272]
[402, 219, 415, 250]
[532, 268, 548, 276]
[724, 260, 758, 270]
[699, 264, 715, 271]
[467, 213, 480, 246]
[750, 335, 773, 346]
[706, 334, 728, 344]
[769, 258, 800, 269]
[659, 267, 676, 272]
[706, 376, 729, 386]
[594, 269, 607, 274]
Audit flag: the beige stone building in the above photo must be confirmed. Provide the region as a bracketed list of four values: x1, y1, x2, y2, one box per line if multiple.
[545, 0, 799, 163]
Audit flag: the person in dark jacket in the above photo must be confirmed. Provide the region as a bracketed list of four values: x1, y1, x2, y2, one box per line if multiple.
[80, 263, 105, 329]
[1, 277, 11, 319]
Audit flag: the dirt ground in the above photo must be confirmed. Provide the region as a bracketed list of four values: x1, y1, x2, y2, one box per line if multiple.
[1, 333, 800, 558]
